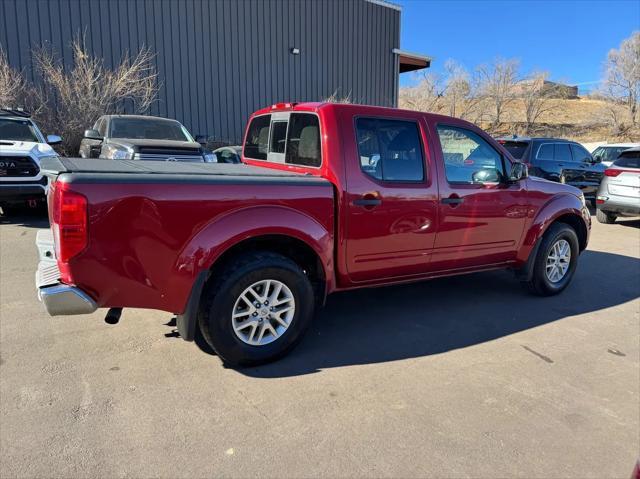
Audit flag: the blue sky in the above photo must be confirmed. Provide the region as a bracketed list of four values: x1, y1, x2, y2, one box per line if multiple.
[397, 0, 640, 91]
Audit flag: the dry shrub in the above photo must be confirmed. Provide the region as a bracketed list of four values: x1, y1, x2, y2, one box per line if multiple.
[32, 38, 159, 155]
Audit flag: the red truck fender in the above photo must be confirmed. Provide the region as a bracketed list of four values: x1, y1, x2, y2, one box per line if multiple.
[515, 193, 590, 280]
[173, 205, 334, 341]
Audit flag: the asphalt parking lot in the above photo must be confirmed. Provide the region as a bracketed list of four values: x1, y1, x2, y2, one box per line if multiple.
[0, 209, 638, 478]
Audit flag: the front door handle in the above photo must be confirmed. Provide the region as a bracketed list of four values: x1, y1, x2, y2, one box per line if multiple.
[441, 196, 464, 205]
[353, 198, 382, 207]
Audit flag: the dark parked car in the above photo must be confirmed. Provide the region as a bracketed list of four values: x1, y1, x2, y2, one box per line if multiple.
[497, 136, 606, 205]
[212, 145, 242, 163]
[78, 115, 216, 163]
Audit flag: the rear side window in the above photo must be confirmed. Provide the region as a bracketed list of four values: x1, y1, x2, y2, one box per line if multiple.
[355, 118, 424, 182]
[285, 114, 321, 167]
[501, 141, 529, 159]
[244, 114, 271, 160]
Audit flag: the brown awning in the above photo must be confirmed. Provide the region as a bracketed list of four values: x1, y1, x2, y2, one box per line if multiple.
[393, 49, 431, 73]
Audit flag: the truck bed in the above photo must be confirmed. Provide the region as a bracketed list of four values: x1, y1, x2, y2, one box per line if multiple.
[41, 157, 330, 186]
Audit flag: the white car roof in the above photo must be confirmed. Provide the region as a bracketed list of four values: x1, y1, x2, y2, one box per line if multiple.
[599, 143, 640, 148]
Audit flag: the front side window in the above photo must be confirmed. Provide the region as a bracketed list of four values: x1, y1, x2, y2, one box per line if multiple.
[356, 118, 424, 182]
[555, 143, 572, 162]
[0, 119, 40, 142]
[244, 114, 271, 160]
[285, 113, 321, 167]
[437, 125, 505, 184]
[570, 144, 592, 163]
[593, 146, 631, 164]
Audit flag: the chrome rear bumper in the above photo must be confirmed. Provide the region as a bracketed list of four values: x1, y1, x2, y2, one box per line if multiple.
[35, 229, 97, 316]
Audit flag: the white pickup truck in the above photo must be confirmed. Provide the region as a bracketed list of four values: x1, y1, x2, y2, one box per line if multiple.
[0, 109, 62, 214]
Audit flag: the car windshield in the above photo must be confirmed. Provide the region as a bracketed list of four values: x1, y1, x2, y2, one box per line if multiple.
[592, 146, 631, 163]
[500, 141, 529, 159]
[109, 118, 193, 141]
[0, 118, 40, 142]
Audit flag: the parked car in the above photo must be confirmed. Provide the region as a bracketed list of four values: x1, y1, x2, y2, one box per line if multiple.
[78, 114, 216, 162]
[595, 147, 640, 224]
[0, 108, 62, 214]
[496, 136, 606, 206]
[591, 143, 639, 167]
[213, 145, 242, 163]
[36, 103, 590, 366]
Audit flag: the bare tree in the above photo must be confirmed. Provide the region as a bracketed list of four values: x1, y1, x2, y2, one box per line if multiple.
[520, 72, 566, 134]
[32, 37, 159, 154]
[602, 31, 640, 125]
[442, 59, 483, 121]
[399, 71, 446, 113]
[0, 48, 32, 109]
[475, 58, 520, 127]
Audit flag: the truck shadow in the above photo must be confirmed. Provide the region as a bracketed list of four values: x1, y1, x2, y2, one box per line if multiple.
[230, 249, 639, 378]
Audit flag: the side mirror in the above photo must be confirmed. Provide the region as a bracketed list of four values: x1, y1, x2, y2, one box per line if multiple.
[471, 168, 501, 183]
[592, 156, 602, 164]
[84, 129, 103, 141]
[195, 134, 207, 145]
[508, 162, 528, 182]
[46, 134, 62, 145]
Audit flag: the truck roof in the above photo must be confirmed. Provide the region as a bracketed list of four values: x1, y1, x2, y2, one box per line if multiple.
[252, 101, 478, 128]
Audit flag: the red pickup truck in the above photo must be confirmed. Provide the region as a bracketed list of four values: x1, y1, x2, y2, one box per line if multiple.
[36, 103, 591, 366]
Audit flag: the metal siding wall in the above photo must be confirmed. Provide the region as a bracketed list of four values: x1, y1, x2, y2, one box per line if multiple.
[0, 0, 400, 143]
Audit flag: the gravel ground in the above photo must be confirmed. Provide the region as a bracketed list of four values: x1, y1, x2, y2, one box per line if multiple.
[1, 210, 638, 478]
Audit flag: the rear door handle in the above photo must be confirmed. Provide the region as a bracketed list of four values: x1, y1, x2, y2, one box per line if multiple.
[441, 196, 464, 205]
[353, 198, 382, 207]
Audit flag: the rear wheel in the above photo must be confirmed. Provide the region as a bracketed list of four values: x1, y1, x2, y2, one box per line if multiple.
[199, 252, 315, 367]
[522, 223, 579, 296]
[596, 208, 616, 224]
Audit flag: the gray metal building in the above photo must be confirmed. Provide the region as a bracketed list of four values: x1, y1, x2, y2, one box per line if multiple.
[1, 0, 429, 143]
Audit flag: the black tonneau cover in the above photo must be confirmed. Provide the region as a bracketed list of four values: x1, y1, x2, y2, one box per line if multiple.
[41, 158, 329, 186]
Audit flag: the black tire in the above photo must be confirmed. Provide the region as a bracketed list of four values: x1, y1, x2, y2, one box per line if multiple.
[596, 208, 616, 224]
[522, 223, 579, 296]
[198, 252, 315, 367]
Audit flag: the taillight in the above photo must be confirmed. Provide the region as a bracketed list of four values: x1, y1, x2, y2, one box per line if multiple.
[604, 169, 622, 177]
[52, 182, 87, 282]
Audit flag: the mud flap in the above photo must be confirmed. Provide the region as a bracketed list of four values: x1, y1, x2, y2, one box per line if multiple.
[176, 270, 209, 341]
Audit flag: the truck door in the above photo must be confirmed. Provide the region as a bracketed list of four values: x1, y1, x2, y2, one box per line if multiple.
[343, 114, 439, 283]
[430, 123, 528, 270]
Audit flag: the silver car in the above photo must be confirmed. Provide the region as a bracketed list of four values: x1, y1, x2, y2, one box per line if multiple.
[595, 147, 640, 224]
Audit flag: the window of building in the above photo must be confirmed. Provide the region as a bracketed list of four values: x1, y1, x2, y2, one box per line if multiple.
[355, 118, 424, 182]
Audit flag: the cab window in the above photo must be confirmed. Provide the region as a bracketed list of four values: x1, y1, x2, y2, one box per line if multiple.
[244, 115, 271, 160]
[356, 118, 424, 182]
[285, 114, 321, 167]
[436, 125, 505, 184]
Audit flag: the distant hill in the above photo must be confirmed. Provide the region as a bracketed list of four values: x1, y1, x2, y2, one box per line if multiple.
[398, 94, 639, 143]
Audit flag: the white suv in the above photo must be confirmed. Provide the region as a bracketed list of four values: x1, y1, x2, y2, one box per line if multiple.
[0, 109, 61, 214]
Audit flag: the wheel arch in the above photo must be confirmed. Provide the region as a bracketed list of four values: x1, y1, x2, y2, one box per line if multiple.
[174, 206, 334, 341]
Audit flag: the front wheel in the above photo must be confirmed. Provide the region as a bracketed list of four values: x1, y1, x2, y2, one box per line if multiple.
[199, 252, 315, 367]
[522, 223, 579, 296]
